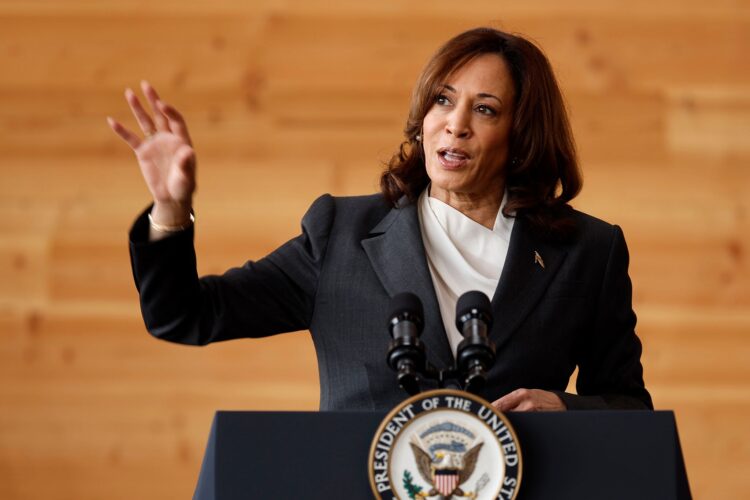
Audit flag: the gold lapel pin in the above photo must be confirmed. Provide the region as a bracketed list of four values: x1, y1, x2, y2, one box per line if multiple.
[534, 250, 545, 269]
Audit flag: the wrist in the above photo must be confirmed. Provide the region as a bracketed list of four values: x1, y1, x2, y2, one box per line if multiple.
[148, 211, 194, 233]
[150, 201, 193, 227]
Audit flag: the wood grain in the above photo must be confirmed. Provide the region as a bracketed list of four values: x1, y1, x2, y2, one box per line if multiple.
[1, 2, 748, 498]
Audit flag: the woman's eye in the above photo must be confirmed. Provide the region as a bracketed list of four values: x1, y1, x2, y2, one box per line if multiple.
[476, 104, 496, 116]
[435, 94, 450, 106]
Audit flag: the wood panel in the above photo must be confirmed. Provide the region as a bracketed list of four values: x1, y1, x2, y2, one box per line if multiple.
[1, 1, 748, 498]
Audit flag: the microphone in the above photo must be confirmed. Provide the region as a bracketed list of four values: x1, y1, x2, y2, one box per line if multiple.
[386, 292, 426, 395]
[455, 291, 496, 393]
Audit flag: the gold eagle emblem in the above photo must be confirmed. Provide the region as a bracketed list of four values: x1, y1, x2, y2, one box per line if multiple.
[409, 441, 484, 498]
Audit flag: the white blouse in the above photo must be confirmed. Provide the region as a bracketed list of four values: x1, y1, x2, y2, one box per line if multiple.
[417, 187, 515, 356]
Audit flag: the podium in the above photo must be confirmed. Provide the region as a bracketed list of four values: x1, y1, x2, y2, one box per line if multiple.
[194, 410, 691, 499]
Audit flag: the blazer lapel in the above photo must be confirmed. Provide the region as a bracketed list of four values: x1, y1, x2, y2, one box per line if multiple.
[361, 201, 455, 369]
[491, 217, 567, 349]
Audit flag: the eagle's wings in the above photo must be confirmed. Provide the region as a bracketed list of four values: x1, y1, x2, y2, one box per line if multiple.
[409, 443, 434, 484]
[457, 442, 484, 483]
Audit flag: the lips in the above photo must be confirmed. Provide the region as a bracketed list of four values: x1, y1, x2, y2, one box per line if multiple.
[437, 147, 471, 169]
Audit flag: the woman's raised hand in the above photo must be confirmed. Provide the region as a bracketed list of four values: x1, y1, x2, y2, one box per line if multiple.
[107, 81, 196, 227]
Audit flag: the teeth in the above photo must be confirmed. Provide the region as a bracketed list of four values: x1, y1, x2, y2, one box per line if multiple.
[443, 151, 467, 160]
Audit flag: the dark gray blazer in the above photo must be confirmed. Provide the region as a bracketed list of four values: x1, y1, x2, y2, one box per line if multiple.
[129, 193, 652, 411]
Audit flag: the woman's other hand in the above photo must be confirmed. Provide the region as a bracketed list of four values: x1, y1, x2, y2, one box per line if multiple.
[492, 388, 566, 412]
[107, 81, 196, 229]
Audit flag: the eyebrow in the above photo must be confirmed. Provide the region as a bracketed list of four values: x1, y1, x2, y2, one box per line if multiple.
[441, 84, 503, 106]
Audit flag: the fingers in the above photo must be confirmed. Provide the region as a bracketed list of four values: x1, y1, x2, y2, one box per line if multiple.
[125, 87, 157, 137]
[141, 80, 172, 133]
[107, 116, 141, 150]
[157, 100, 193, 146]
[492, 389, 566, 412]
[493, 389, 527, 412]
[508, 399, 536, 412]
[114, 82, 192, 146]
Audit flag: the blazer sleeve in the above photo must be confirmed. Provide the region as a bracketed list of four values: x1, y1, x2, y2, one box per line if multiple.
[554, 225, 654, 410]
[128, 194, 335, 345]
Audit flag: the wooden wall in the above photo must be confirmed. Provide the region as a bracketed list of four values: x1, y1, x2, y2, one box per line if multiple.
[1, 1, 748, 498]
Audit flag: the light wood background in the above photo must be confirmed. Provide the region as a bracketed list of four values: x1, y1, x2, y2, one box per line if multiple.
[1, 1, 748, 498]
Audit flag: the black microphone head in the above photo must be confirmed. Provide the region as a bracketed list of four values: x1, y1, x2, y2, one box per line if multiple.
[388, 292, 424, 333]
[389, 292, 423, 320]
[455, 290, 493, 330]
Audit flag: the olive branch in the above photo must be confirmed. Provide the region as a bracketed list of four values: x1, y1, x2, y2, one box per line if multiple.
[402, 470, 424, 499]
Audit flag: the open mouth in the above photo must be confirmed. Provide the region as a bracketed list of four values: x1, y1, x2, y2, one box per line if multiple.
[437, 147, 470, 168]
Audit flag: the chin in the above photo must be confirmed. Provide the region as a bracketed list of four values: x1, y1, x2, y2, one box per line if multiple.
[427, 168, 468, 191]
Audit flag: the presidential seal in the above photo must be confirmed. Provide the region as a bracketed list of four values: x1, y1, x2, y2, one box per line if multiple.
[369, 389, 522, 500]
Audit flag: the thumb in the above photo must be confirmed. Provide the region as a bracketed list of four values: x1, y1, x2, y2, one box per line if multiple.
[169, 145, 197, 198]
[175, 144, 196, 173]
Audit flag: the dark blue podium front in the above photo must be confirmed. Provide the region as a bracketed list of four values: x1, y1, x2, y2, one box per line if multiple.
[194, 410, 690, 500]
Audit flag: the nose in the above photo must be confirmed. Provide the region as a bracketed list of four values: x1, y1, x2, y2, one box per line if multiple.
[446, 105, 471, 138]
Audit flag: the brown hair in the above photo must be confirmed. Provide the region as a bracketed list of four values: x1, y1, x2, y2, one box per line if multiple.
[381, 27, 582, 237]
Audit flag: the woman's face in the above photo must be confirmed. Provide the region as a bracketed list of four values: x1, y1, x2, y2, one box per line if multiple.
[422, 53, 514, 205]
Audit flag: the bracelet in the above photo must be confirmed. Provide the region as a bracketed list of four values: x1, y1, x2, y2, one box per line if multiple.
[148, 211, 195, 233]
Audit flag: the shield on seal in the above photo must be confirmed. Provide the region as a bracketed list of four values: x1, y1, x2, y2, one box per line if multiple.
[433, 470, 459, 496]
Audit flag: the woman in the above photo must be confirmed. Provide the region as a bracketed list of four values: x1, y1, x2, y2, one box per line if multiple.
[109, 27, 652, 412]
